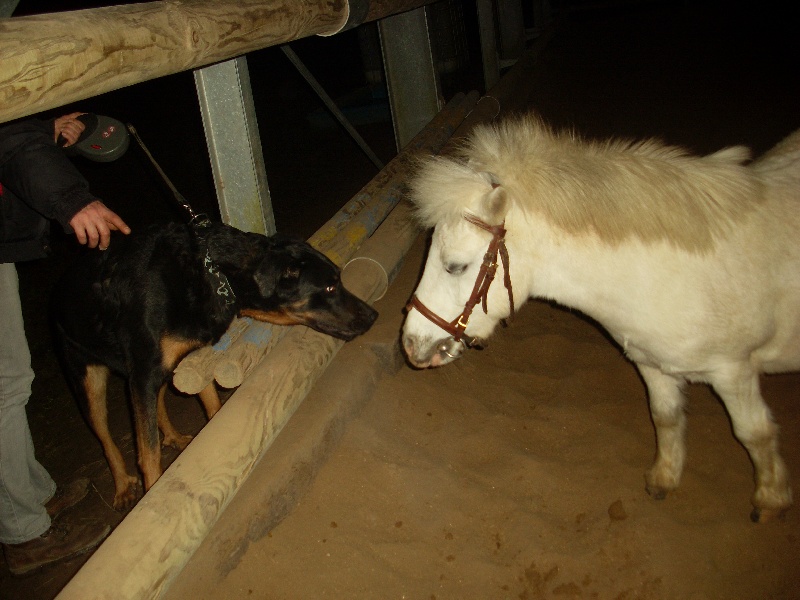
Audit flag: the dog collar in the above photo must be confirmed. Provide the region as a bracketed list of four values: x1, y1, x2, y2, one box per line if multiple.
[202, 247, 236, 306]
[192, 217, 236, 308]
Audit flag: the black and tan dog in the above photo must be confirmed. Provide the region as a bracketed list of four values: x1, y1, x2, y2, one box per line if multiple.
[52, 221, 377, 510]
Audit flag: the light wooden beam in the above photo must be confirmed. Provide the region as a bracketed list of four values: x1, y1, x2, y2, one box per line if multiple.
[0, 0, 433, 123]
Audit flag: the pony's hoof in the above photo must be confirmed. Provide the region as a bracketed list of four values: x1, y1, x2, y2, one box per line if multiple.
[750, 506, 788, 523]
[645, 484, 668, 501]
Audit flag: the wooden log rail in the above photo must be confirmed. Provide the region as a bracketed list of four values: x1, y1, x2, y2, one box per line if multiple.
[0, 0, 434, 124]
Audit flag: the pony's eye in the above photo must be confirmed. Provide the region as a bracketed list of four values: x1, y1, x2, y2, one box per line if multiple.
[445, 262, 468, 276]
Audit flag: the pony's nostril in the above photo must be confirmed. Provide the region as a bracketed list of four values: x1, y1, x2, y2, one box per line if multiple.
[402, 335, 415, 357]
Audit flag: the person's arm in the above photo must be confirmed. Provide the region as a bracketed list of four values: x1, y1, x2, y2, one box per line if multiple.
[0, 118, 130, 249]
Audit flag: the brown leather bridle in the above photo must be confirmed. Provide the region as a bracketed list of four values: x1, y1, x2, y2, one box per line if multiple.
[407, 213, 514, 349]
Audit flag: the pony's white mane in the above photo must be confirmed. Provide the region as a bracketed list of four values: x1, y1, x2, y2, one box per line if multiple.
[410, 115, 761, 252]
[409, 156, 496, 226]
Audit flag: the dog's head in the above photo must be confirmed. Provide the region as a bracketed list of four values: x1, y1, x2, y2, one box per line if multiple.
[230, 236, 377, 341]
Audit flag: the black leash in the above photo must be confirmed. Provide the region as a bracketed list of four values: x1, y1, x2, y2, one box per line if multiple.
[126, 123, 236, 308]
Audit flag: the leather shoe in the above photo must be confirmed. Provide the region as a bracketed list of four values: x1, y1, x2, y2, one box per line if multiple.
[3, 520, 110, 576]
[45, 477, 91, 521]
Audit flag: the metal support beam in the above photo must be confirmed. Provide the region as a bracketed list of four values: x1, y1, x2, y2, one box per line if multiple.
[497, 0, 525, 66]
[281, 45, 384, 170]
[0, 0, 20, 18]
[475, 0, 500, 90]
[194, 57, 275, 235]
[379, 7, 441, 150]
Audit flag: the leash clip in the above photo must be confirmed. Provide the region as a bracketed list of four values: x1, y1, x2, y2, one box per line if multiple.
[190, 213, 213, 229]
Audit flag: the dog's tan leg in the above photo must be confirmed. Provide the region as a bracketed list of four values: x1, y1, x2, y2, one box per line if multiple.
[198, 382, 222, 419]
[84, 365, 139, 511]
[131, 387, 162, 492]
[157, 384, 193, 450]
[157, 334, 202, 451]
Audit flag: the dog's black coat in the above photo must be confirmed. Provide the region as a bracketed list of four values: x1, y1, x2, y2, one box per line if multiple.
[52, 221, 377, 509]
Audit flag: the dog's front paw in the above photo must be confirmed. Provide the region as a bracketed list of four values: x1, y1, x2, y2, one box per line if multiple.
[112, 476, 142, 511]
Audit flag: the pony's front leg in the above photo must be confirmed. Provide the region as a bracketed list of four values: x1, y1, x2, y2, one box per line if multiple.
[709, 365, 792, 522]
[637, 364, 687, 500]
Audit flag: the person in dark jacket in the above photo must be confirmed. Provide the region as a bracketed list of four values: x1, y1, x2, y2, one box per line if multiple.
[0, 112, 130, 575]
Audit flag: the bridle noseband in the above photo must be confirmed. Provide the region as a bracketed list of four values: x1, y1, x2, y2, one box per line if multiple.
[407, 213, 514, 349]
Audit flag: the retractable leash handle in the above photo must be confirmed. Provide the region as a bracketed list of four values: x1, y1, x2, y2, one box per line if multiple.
[59, 113, 130, 162]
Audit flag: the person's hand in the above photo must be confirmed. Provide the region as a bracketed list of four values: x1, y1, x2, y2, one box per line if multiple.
[69, 200, 131, 250]
[54, 112, 87, 147]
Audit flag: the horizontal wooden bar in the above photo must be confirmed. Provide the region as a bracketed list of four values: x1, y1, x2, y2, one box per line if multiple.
[0, 0, 432, 123]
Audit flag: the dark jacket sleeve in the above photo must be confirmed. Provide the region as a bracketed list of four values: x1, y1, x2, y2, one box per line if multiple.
[0, 118, 97, 232]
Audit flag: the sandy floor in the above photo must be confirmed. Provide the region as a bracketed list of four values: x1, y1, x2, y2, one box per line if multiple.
[168, 233, 800, 600]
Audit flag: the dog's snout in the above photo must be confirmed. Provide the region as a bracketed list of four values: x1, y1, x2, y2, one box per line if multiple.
[363, 303, 379, 326]
[343, 304, 378, 339]
[349, 297, 378, 335]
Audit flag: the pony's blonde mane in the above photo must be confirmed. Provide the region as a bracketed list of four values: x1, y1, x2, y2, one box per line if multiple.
[409, 155, 496, 226]
[411, 115, 761, 252]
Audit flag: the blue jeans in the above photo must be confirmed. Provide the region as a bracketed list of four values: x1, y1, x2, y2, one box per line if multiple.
[0, 262, 55, 544]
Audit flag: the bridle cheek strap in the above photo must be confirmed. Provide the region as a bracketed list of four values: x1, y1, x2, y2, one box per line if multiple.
[408, 214, 514, 349]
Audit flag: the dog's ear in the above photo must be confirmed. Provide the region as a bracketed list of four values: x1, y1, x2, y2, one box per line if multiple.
[253, 259, 282, 295]
[254, 259, 302, 296]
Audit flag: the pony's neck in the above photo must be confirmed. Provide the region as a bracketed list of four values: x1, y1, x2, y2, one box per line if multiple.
[506, 208, 641, 328]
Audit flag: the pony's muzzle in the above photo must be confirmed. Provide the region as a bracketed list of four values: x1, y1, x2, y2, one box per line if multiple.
[402, 334, 465, 368]
[435, 337, 466, 364]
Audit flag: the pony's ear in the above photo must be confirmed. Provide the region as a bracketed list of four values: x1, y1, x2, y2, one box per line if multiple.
[482, 181, 509, 225]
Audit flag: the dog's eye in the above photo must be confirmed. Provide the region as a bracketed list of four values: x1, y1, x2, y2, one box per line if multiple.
[325, 284, 336, 294]
[445, 262, 467, 276]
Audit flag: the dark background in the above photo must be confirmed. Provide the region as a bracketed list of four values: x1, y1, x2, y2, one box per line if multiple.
[2, 0, 799, 596]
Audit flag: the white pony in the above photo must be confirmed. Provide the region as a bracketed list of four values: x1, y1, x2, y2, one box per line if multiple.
[402, 115, 800, 522]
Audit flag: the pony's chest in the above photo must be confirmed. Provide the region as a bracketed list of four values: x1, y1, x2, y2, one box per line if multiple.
[612, 329, 710, 382]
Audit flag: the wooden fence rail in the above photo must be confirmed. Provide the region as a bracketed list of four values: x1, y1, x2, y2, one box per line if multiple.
[0, 0, 433, 123]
